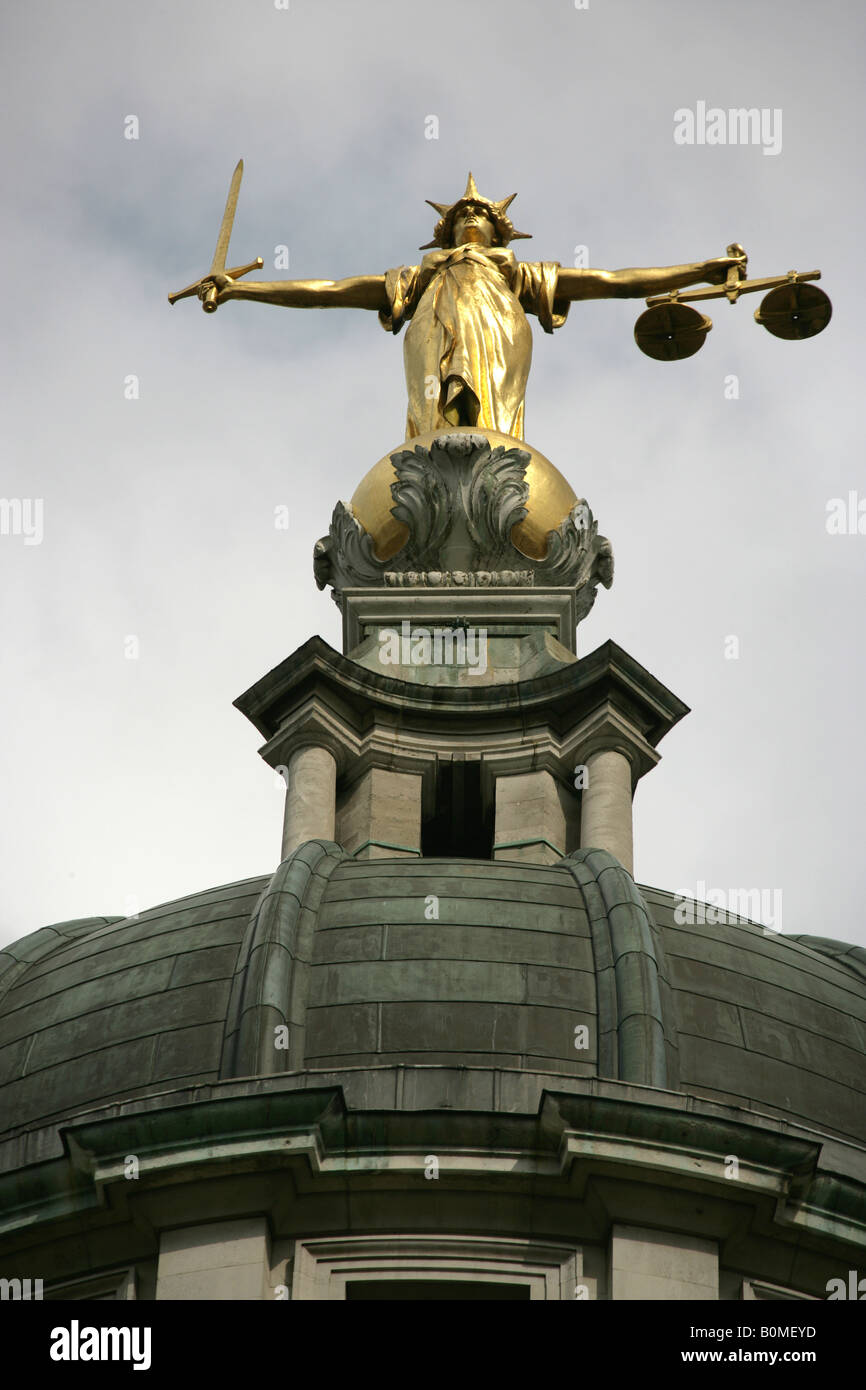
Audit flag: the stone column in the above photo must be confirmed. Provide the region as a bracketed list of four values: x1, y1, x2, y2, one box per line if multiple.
[580, 748, 634, 874]
[281, 746, 337, 859]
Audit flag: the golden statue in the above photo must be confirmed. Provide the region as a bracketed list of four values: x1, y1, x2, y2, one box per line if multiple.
[170, 169, 749, 441]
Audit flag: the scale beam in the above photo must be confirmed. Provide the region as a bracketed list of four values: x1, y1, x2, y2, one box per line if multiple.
[645, 269, 822, 309]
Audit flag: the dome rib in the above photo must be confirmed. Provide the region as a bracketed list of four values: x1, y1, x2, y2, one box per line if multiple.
[220, 840, 348, 1080]
[562, 849, 677, 1089]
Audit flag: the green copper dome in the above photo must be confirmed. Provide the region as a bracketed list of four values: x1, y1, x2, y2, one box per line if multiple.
[1, 843, 862, 1147]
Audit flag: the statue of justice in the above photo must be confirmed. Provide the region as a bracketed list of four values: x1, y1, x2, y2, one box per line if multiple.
[169, 166, 830, 442]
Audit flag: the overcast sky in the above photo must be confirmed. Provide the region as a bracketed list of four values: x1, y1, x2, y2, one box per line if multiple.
[1, 0, 864, 949]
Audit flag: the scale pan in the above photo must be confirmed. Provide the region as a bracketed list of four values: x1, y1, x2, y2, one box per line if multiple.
[634, 303, 712, 361]
[755, 283, 832, 341]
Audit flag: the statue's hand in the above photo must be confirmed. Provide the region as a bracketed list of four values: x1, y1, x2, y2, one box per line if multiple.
[703, 251, 747, 285]
[197, 271, 236, 306]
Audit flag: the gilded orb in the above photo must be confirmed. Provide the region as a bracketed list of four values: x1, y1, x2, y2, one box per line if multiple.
[350, 428, 578, 564]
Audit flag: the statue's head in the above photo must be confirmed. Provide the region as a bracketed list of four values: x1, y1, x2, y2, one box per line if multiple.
[452, 203, 496, 248]
[420, 172, 532, 251]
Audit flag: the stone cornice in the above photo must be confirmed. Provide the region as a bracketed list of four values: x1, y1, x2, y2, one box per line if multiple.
[241, 640, 680, 799]
[0, 1075, 862, 1254]
[235, 636, 688, 733]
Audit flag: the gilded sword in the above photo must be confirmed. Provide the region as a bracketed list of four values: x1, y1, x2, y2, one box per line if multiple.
[168, 159, 262, 313]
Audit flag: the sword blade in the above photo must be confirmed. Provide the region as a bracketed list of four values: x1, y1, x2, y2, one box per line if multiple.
[208, 159, 244, 276]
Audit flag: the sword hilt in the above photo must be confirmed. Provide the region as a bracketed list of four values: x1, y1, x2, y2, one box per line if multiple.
[199, 257, 263, 313]
[169, 257, 263, 312]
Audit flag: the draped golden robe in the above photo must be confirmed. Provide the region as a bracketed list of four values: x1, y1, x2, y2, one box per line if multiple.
[379, 246, 569, 441]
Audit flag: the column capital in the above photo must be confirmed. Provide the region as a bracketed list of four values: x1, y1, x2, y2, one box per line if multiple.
[564, 701, 660, 789]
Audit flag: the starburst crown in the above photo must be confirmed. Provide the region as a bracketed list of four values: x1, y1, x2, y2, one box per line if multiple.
[420, 172, 532, 250]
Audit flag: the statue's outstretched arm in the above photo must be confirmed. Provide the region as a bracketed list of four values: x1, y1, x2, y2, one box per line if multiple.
[207, 272, 388, 311]
[556, 253, 746, 302]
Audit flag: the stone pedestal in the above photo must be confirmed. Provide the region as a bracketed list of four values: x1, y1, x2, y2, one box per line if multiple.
[337, 767, 422, 858]
[493, 769, 578, 864]
[341, 587, 580, 681]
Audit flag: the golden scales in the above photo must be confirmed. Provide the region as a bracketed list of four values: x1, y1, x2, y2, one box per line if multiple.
[634, 243, 832, 361]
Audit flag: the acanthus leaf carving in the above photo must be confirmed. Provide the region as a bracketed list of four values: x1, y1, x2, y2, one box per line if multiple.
[312, 434, 614, 630]
[314, 500, 386, 593]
